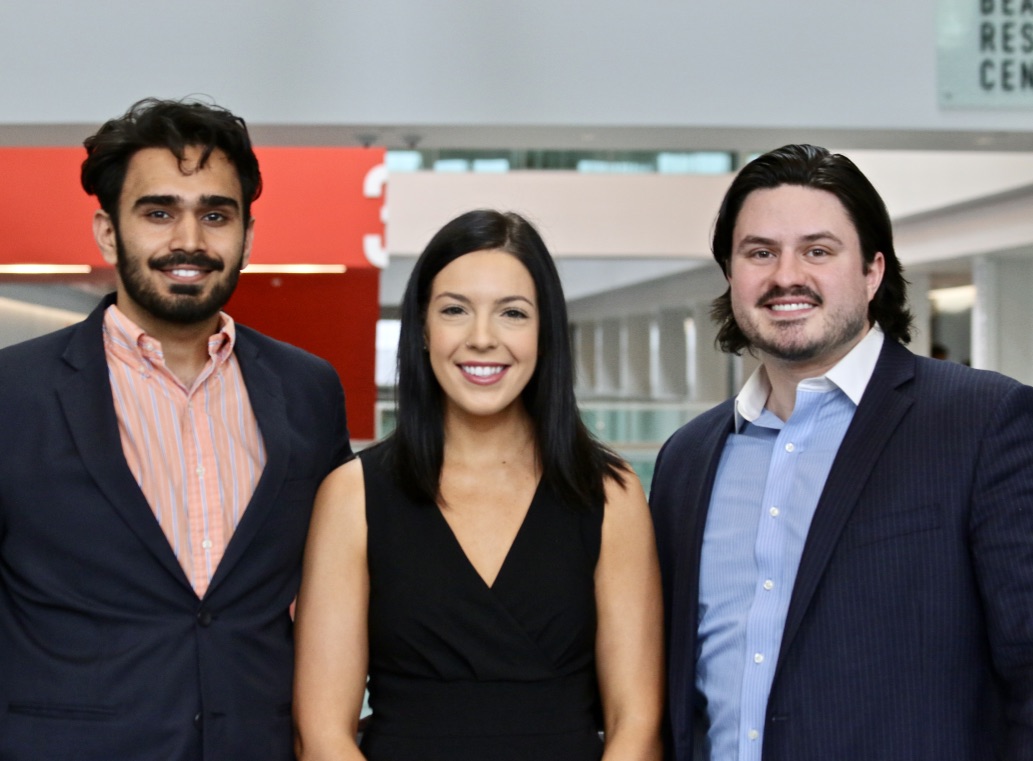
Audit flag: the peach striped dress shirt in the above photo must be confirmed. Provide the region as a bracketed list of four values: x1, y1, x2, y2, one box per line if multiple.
[103, 305, 266, 597]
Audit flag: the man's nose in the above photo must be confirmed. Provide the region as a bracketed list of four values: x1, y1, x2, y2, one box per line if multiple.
[170, 216, 205, 252]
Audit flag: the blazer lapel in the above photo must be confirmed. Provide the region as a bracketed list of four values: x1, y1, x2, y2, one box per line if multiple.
[204, 331, 290, 594]
[58, 298, 191, 589]
[667, 404, 735, 716]
[776, 340, 916, 671]
[674, 409, 735, 622]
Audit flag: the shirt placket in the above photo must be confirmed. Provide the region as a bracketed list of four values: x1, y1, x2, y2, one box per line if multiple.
[185, 362, 226, 598]
[738, 393, 820, 760]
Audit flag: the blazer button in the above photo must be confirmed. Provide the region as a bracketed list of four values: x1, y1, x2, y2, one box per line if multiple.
[197, 609, 213, 627]
[194, 712, 203, 728]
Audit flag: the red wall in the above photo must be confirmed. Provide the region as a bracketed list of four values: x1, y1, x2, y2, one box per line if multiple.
[0, 148, 102, 265]
[227, 271, 379, 440]
[0, 147, 387, 270]
[0, 147, 386, 440]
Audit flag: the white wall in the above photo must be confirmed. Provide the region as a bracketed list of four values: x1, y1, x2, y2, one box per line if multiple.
[383, 152, 1033, 263]
[3, 0, 1032, 149]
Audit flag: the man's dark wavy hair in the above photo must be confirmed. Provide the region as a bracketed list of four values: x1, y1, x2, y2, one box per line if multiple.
[81, 97, 262, 224]
[391, 209, 626, 509]
[710, 143, 913, 354]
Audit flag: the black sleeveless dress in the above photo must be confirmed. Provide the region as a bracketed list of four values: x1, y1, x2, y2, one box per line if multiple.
[359, 443, 605, 761]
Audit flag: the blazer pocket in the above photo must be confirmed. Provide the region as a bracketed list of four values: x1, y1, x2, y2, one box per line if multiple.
[840, 505, 942, 550]
[8, 701, 117, 721]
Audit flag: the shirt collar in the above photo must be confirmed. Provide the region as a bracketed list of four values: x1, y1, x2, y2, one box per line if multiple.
[103, 303, 237, 365]
[734, 325, 885, 430]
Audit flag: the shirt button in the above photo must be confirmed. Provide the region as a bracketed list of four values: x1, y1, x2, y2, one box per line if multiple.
[763, 579, 774, 591]
[201, 538, 213, 550]
[195, 466, 205, 476]
[754, 653, 764, 664]
[785, 442, 795, 452]
[769, 506, 780, 517]
[748, 729, 759, 741]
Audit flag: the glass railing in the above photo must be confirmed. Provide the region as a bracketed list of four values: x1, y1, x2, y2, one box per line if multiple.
[385, 149, 734, 175]
[578, 400, 713, 445]
[372, 399, 715, 490]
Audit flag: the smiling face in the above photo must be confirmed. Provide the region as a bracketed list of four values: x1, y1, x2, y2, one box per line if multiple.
[728, 184, 884, 376]
[424, 249, 539, 423]
[93, 145, 253, 334]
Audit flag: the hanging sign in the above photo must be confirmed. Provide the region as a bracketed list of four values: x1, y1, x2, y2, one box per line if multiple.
[938, 0, 1033, 107]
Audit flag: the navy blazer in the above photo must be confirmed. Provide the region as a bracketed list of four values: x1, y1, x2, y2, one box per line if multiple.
[0, 295, 352, 760]
[650, 339, 1033, 761]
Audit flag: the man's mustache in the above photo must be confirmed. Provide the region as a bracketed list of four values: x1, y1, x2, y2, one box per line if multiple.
[755, 286, 822, 307]
[150, 252, 226, 272]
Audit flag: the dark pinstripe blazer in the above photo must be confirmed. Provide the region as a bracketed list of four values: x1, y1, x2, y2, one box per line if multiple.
[0, 295, 352, 761]
[650, 338, 1033, 761]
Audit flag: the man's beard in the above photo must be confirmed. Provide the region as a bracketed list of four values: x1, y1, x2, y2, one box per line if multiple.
[737, 285, 869, 363]
[115, 232, 242, 325]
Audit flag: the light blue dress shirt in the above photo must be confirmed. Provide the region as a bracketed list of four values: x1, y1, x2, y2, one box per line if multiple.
[696, 328, 884, 761]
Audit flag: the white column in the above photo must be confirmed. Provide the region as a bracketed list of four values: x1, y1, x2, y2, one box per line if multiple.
[906, 271, 931, 358]
[655, 309, 690, 399]
[973, 253, 1033, 383]
[971, 255, 999, 372]
[971, 252, 1033, 383]
[623, 314, 653, 398]
[596, 318, 621, 395]
[573, 320, 597, 395]
[691, 300, 729, 403]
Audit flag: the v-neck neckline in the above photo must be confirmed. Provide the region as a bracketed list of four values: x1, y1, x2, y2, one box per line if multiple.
[434, 479, 544, 591]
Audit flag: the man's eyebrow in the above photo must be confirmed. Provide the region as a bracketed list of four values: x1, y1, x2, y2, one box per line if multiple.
[800, 230, 844, 245]
[735, 231, 845, 249]
[735, 235, 778, 249]
[132, 194, 179, 209]
[131, 194, 240, 210]
[199, 194, 241, 210]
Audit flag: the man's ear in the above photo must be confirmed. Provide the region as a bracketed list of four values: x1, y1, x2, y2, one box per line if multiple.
[866, 252, 886, 302]
[93, 210, 118, 266]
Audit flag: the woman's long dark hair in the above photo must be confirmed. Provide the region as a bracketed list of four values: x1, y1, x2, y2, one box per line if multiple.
[390, 209, 626, 508]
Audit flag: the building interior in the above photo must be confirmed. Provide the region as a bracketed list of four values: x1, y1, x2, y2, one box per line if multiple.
[3, 0, 1033, 478]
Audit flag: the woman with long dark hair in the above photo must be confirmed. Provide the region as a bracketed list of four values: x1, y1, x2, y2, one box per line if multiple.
[294, 210, 663, 761]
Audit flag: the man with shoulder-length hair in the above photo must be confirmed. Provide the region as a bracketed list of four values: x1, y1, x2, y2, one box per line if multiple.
[0, 97, 352, 760]
[650, 143, 1033, 761]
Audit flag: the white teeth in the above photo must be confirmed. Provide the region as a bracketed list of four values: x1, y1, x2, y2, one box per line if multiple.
[770, 302, 812, 312]
[170, 268, 200, 278]
[462, 365, 504, 377]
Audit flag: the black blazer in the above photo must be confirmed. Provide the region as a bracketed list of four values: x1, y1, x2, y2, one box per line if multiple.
[0, 295, 352, 760]
[650, 339, 1033, 761]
